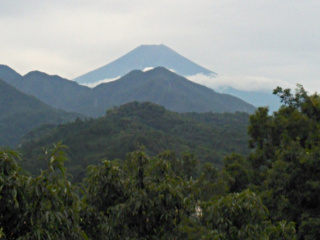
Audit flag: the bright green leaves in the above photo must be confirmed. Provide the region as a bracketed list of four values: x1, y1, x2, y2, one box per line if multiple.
[0, 148, 28, 239]
[1, 143, 302, 239]
[198, 190, 296, 240]
[45, 142, 68, 176]
[0, 144, 87, 240]
[201, 190, 270, 239]
[81, 150, 200, 239]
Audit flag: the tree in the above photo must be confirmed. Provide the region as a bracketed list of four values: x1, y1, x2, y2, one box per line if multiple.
[177, 190, 297, 240]
[19, 143, 87, 239]
[80, 159, 126, 239]
[223, 153, 252, 193]
[0, 148, 28, 239]
[247, 85, 320, 238]
[0, 143, 87, 239]
[81, 150, 199, 239]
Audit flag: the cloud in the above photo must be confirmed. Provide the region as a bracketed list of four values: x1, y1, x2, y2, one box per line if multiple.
[187, 74, 295, 92]
[82, 76, 121, 88]
[143, 67, 154, 72]
[143, 67, 176, 73]
[83, 67, 177, 88]
[0, 0, 320, 92]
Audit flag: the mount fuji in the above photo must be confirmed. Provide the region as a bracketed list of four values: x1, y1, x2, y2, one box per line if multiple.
[74, 44, 280, 111]
[74, 44, 216, 84]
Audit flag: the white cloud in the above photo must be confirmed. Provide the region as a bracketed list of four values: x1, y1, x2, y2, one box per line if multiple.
[187, 74, 295, 92]
[143, 67, 176, 73]
[143, 67, 154, 72]
[82, 76, 120, 88]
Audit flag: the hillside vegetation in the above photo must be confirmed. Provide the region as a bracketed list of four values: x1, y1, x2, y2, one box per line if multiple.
[2, 85, 319, 239]
[19, 102, 250, 181]
[0, 79, 82, 147]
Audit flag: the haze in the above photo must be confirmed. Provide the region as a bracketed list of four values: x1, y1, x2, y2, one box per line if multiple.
[1, 0, 319, 92]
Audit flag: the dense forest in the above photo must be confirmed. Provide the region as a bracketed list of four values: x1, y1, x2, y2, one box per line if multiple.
[1, 85, 320, 239]
[19, 102, 250, 182]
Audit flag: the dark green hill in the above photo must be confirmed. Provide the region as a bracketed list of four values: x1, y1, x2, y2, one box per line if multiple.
[19, 101, 250, 181]
[1, 65, 255, 117]
[0, 78, 82, 147]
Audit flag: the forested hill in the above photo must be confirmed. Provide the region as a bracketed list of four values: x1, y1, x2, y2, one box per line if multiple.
[0, 78, 82, 147]
[1, 65, 255, 117]
[19, 101, 250, 181]
[3, 85, 320, 239]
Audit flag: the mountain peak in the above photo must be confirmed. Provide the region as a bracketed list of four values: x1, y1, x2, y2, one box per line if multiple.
[24, 70, 48, 77]
[134, 44, 173, 51]
[128, 44, 176, 57]
[24, 71, 73, 83]
[137, 43, 167, 48]
[144, 66, 176, 76]
[0, 64, 22, 78]
[74, 44, 216, 84]
[121, 67, 178, 81]
[91, 66, 254, 116]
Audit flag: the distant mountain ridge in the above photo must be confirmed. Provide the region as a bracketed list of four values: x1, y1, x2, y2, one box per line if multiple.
[74, 44, 216, 84]
[1, 41, 281, 112]
[220, 87, 281, 112]
[0, 65, 90, 113]
[0, 65, 255, 117]
[70, 44, 282, 111]
[0, 78, 82, 147]
[0, 64, 22, 85]
[88, 67, 255, 116]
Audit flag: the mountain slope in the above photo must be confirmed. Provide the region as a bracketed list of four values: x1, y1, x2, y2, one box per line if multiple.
[20, 102, 251, 181]
[0, 66, 255, 117]
[0, 64, 23, 87]
[0, 78, 82, 147]
[21, 71, 91, 112]
[84, 67, 255, 116]
[74, 44, 216, 84]
[0, 65, 91, 113]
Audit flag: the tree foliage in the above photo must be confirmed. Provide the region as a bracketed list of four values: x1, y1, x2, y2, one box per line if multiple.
[0, 143, 86, 239]
[19, 102, 250, 182]
[3, 84, 320, 239]
[246, 85, 320, 238]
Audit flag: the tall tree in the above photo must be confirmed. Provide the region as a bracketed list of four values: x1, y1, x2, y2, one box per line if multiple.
[247, 85, 320, 238]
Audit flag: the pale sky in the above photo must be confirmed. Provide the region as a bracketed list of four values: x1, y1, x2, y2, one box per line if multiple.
[1, 0, 320, 92]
